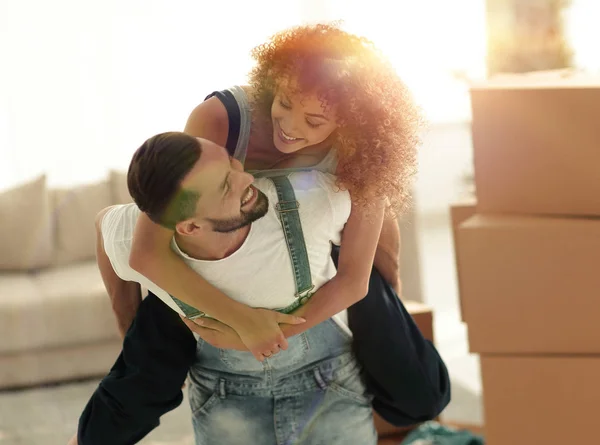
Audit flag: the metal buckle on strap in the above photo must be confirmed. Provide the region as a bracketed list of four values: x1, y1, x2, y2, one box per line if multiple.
[188, 312, 206, 321]
[275, 200, 300, 212]
[295, 285, 315, 305]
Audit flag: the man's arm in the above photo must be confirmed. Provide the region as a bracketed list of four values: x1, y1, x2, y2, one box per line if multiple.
[96, 207, 142, 338]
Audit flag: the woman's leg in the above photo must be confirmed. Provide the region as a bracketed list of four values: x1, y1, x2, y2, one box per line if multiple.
[77, 293, 197, 444]
[330, 245, 451, 426]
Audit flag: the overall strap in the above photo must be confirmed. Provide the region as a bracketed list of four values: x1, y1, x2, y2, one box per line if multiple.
[172, 295, 205, 320]
[269, 175, 315, 313]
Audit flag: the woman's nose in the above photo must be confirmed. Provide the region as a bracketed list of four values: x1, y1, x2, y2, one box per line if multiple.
[231, 157, 244, 171]
[230, 162, 254, 190]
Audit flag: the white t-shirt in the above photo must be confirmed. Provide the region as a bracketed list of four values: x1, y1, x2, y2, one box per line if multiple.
[101, 170, 352, 330]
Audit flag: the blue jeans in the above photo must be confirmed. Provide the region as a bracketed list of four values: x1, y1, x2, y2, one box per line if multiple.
[188, 319, 377, 445]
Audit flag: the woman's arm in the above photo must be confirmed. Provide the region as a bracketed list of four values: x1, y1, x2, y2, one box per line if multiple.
[282, 199, 385, 336]
[180, 201, 403, 350]
[179, 199, 385, 348]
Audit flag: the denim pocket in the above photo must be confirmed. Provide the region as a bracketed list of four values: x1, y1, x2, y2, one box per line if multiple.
[188, 375, 224, 416]
[322, 360, 372, 406]
[327, 318, 353, 341]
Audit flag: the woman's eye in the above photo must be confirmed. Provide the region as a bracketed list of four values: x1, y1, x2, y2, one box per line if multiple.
[279, 100, 291, 109]
[306, 119, 321, 129]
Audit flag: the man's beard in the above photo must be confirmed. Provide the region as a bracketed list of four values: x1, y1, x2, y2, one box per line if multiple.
[208, 190, 270, 233]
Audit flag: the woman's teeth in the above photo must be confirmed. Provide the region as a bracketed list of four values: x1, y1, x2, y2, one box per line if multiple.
[241, 187, 254, 205]
[281, 129, 300, 141]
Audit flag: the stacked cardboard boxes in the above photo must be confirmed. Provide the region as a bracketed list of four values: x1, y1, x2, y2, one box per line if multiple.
[451, 71, 600, 444]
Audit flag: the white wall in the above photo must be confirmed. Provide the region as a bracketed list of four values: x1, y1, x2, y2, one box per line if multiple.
[0, 0, 303, 189]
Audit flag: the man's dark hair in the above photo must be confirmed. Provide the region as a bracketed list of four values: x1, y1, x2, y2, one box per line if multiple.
[127, 132, 202, 230]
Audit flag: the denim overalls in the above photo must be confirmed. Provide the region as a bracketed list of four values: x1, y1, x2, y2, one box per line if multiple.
[187, 175, 377, 445]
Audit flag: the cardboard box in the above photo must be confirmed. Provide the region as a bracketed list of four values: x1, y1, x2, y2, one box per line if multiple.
[374, 300, 435, 438]
[450, 200, 477, 322]
[456, 214, 600, 354]
[470, 73, 600, 217]
[404, 300, 434, 342]
[481, 355, 600, 445]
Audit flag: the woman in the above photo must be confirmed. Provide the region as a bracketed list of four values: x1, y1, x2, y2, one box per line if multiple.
[136, 20, 448, 417]
[77, 23, 449, 445]
[129, 23, 420, 354]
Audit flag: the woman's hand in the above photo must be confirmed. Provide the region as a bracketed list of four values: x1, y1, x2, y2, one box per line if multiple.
[182, 309, 306, 361]
[181, 316, 247, 351]
[230, 308, 306, 361]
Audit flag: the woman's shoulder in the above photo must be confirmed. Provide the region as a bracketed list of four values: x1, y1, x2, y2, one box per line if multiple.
[184, 85, 256, 146]
[183, 94, 230, 147]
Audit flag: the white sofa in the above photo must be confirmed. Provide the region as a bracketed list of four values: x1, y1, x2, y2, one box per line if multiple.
[0, 172, 133, 389]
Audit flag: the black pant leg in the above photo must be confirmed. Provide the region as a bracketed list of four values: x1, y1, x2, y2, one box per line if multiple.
[331, 245, 451, 426]
[78, 292, 197, 445]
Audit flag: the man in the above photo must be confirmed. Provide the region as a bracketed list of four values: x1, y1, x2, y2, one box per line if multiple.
[71, 130, 450, 445]
[71, 131, 378, 444]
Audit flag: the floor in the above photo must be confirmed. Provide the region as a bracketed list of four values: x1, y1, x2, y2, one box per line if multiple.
[0, 122, 483, 444]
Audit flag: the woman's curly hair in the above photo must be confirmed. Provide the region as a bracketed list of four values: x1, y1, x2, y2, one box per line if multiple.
[249, 23, 423, 217]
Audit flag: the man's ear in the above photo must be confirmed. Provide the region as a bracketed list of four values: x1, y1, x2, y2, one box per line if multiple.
[175, 219, 205, 236]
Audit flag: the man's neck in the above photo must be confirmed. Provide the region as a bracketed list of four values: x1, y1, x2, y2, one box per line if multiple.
[175, 225, 251, 261]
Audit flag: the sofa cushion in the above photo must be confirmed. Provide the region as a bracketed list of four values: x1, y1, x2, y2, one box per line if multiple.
[0, 175, 54, 271]
[0, 339, 122, 389]
[0, 261, 120, 354]
[0, 273, 44, 353]
[110, 170, 133, 205]
[52, 180, 112, 265]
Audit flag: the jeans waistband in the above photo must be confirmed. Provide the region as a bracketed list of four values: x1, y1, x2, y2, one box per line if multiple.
[189, 350, 361, 397]
[190, 319, 354, 380]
